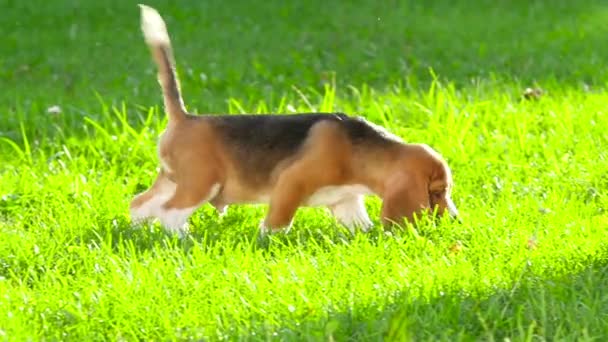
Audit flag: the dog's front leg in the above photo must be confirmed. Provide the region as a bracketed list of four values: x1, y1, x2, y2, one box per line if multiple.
[261, 169, 315, 235]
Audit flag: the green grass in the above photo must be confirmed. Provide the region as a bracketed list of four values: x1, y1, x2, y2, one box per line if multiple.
[2, 0, 608, 340]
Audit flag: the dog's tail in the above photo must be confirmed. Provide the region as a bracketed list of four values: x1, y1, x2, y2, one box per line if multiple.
[139, 4, 187, 123]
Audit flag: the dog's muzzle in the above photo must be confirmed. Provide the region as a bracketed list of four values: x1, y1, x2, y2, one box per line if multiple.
[447, 197, 461, 222]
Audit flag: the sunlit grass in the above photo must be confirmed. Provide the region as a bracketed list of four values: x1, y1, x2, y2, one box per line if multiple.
[2, 78, 607, 340]
[1, 0, 608, 340]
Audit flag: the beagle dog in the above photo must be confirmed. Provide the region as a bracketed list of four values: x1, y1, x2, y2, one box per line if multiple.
[130, 5, 459, 237]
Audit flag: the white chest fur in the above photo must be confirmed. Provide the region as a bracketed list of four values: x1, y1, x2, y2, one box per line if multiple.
[305, 184, 373, 207]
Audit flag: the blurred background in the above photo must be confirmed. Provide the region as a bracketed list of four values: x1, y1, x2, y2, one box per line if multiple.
[3, 0, 607, 113]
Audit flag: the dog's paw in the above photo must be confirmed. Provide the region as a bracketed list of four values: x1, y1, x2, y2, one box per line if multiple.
[258, 219, 291, 236]
[331, 197, 373, 233]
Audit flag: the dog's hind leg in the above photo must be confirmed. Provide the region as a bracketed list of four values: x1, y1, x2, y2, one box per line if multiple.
[157, 172, 221, 237]
[130, 170, 176, 224]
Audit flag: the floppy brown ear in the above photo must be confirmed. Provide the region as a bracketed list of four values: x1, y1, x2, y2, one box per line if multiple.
[381, 172, 430, 226]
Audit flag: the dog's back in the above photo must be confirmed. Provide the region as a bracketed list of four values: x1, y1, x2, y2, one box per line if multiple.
[205, 113, 400, 187]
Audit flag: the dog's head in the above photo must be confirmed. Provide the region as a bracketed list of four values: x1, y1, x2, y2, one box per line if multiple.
[381, 144, 458, 225]
[427, 154, 458, 220]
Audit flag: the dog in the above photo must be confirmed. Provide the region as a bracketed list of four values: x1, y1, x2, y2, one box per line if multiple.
[130, 5, 459, 237]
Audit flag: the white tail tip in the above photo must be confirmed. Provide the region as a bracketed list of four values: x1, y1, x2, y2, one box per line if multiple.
[139, 4, 170, 45]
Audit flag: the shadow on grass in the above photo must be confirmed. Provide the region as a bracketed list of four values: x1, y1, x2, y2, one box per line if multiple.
[80, 210, 377, 257]
[63, 203, 608, 340]
[80, 214, 607, 341]
[242, 256, 608, 341]
[80, 200, 458, 260]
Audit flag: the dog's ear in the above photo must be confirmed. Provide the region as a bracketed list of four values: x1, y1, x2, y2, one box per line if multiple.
[381, 172, 430, 226]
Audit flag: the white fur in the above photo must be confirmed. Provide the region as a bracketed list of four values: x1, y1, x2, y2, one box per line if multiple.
[307, 185, 373, 232]
[259, 219, 268, 234]
[259, 218, 292, 236]
[206, 184, 222, 203]
[447, 197, 459, 217]
[130, 178, 176, 222]
[131, 182, 221, 237]
[242, 185, 373, 208]
[330, 196, 373, 232]
[214, 204, 228, 216]
[159, 159, 173, 174]
[158, 207, 197, 237]
[305, 184, 373, 207]
[255, 185, 374, 235]
[139, 4, 170, 45]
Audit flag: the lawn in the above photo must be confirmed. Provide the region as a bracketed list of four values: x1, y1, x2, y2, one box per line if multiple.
[1, 0, 608, 340]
